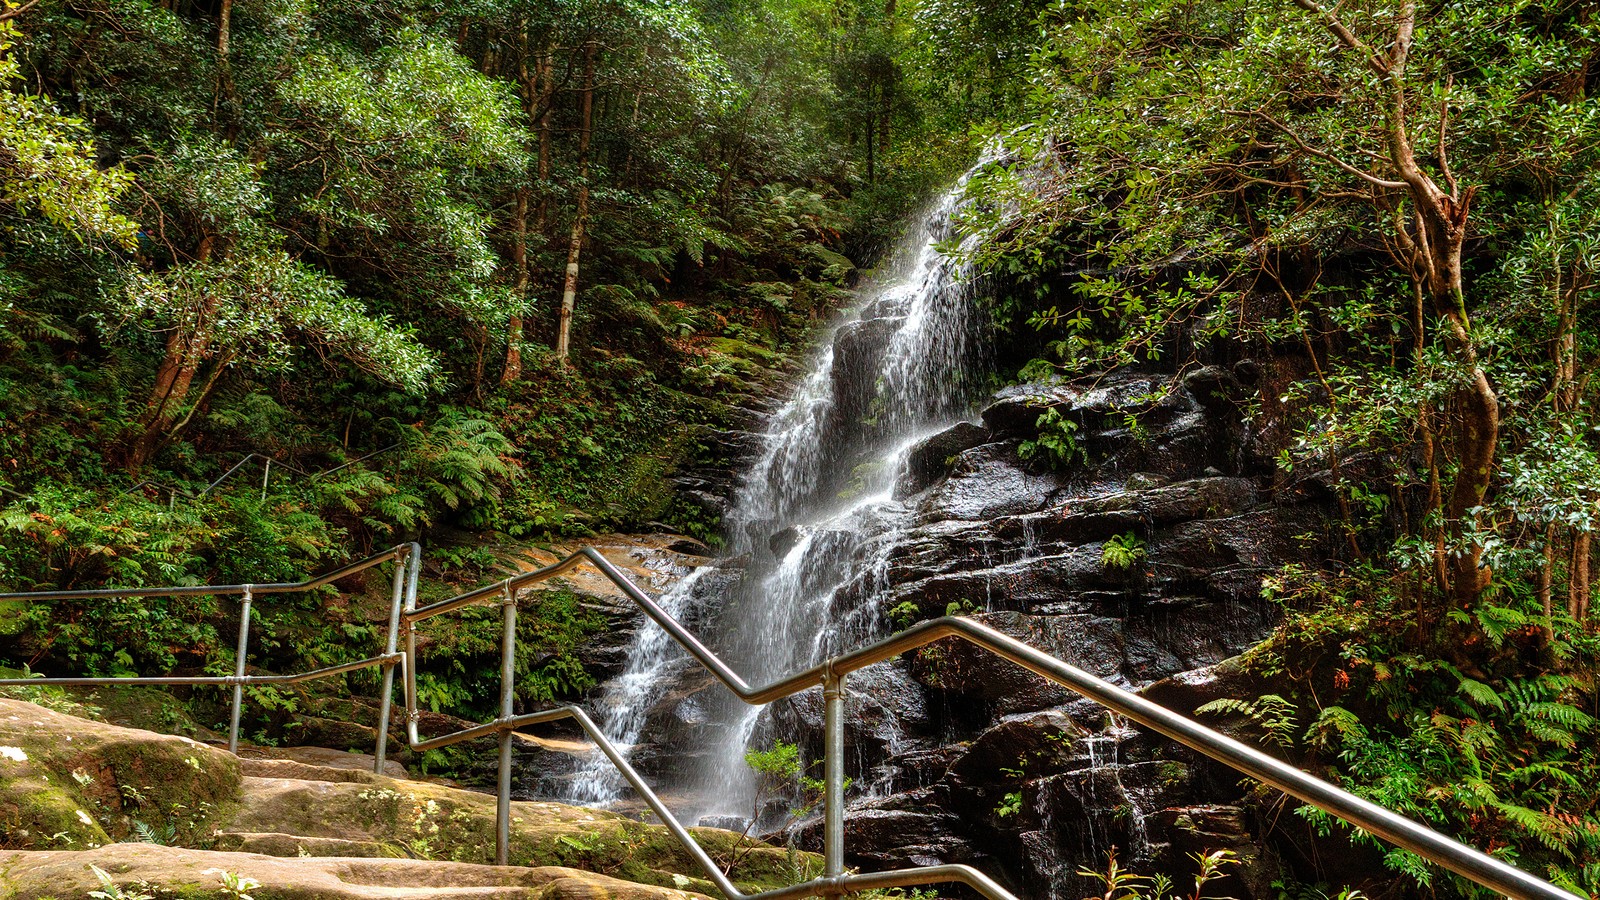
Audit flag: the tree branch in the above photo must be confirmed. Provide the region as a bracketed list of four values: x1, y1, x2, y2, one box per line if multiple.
[0, 0, 41, 22]
[1235, 109, 1409, 189]
[1437, 74, 1458, 197]
[1390, 0, 1415, 75]
[1290, 0, 1389, 76]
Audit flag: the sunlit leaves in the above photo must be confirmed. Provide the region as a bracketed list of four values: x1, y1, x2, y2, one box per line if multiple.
[0, 12, 136, 245]
[114, 247, 438, 391]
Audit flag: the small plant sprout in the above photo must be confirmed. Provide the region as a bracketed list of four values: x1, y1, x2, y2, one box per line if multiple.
[216, 869, 262, 900]
[1101, 532, 1147, 571]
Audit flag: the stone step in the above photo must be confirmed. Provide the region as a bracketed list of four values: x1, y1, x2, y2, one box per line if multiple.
[0, 697, 813, 899]
[0, 843, 701, 899]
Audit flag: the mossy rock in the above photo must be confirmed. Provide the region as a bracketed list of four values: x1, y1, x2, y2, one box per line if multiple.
[0, 698, 240, 851]
[0, 843, 715, 900]
[704, 338, 781, 368]
[224, 773, 816, 897]
[0, 697, 815, 899]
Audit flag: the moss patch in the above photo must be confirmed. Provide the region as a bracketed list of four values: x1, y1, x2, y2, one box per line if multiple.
[0, 698, 240, 850]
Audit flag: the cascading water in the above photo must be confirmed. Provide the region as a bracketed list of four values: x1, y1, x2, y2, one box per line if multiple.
[568, 566, 709, 804]
[569, 160, 992, 819]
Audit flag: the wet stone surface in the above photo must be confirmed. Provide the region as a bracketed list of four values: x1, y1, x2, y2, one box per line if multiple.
[553, 341, 1331, 892]
[776, 369, 1334, 898]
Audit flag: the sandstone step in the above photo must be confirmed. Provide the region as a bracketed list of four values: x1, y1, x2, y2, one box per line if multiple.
[0, 698, 815, 898]
[0, 843, 707, 900]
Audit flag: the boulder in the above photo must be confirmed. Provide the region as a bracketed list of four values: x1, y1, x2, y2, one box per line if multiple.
[918, 442, 1063, 522]
[0, 697, 241, 851]
[980, 384, 1082, 436]
[898, 421, 992, 496]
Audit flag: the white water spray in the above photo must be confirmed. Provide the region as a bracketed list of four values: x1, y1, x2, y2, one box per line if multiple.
[573, 159, 994, 818]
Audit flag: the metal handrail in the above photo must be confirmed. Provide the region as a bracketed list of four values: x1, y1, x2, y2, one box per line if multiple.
[0, 544, 1583, 900]
[405, 547, 1580, 900]
[0, 543, 417, 766]
[113, 444, 401, 506]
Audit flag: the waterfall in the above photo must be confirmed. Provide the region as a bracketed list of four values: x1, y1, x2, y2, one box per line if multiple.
[569, 161, 992, 818]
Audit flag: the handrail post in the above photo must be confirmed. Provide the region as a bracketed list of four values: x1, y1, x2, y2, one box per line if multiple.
[228, 585, 253, 755]
[374, 547, 407, 773]
[822, 664, 845, 883]
[496, 583, 518, 866]
[402, 546, 423, 750]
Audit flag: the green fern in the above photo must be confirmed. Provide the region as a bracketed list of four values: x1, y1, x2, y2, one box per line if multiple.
[1197, 694, 1300, 749]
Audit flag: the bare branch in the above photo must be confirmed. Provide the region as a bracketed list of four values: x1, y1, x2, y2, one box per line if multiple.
[1437, 74, 1458, 197]
[0, 0, 42, 22]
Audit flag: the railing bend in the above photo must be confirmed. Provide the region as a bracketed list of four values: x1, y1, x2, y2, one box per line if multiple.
[406, 547, 1580, 900]
[0, 545, 1584, 900]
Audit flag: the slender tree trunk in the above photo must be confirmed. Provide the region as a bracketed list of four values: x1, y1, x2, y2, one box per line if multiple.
[1572, 530, 1592, 623]
[502, 186, 529, 385]
[215, 0, 237, 139]
[1541, 522, 1558, 622]
[864, 93, 876, 183]
[555, 39, 597, 364]
[216, 0, 231, 58]
[501, 36, 534, 387]
[535, 51, 553, 224]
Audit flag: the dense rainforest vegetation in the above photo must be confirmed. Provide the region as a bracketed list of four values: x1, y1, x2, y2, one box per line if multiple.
[0, 0, 1002, 658]
[955, 0, 1600, 893]
[2, 0, 1599, 895]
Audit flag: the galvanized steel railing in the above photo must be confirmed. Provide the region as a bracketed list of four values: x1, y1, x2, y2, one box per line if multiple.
[0, 543, 415, 763]
[0, 545, 1583, 900]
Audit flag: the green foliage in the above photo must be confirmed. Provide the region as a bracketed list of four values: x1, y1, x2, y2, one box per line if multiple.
[743, 738, 843, 821]
[1077, 848, 1241, 900]
[216, 870, 262, 900]
[0, 7, 135, 245]
[1017, 407, 1083, 470]
[87, 865, 156, 900]
[112, 247, 439, 392]
[888, 600, 922, 630]
[1100, 532, 1147, 572]
[1196, 694, 1299, 750]
[1236, 567, 1600, 895]
[994, 790, 1022, 818]
[409, 587, 605, 720]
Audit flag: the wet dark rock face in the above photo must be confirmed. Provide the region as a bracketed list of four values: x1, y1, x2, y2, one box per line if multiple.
[568, 361, 1338, 896]
[775, 367, 1339, 898]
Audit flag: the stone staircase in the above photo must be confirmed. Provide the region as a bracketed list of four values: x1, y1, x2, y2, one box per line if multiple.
[0, 698, 808, 899]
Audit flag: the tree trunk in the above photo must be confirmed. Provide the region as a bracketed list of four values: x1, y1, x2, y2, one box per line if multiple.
[1572, 530, 1592, 623]
[502, 186, 529, 385]
[127, 236, 220, 472]
[864, 90, 876, 183]
[1540, 522, 1558, 622]
[1294, 0, 1500, 606]
[555, 39, 597, 364]
[216, 0, 231, 58]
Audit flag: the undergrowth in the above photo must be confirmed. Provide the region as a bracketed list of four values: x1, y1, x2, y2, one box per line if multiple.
[1203, 564, 1600, 897]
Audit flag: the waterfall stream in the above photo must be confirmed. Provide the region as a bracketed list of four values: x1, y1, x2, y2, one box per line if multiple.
[568, 164, 991, 818]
